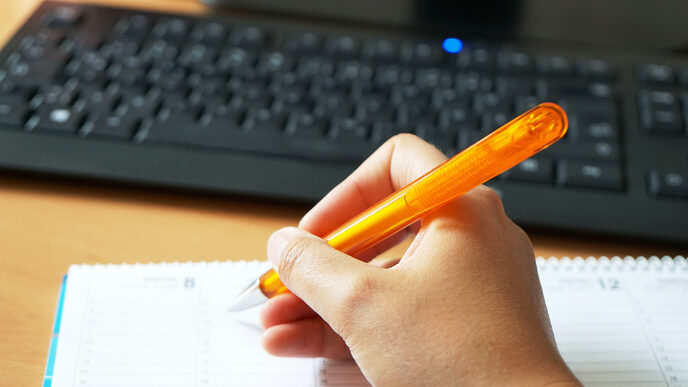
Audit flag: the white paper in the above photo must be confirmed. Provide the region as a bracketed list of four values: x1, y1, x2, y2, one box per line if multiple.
[51, 257, 688, 387]
[51, 261, 368, 387]
[539, 256, 688, 387]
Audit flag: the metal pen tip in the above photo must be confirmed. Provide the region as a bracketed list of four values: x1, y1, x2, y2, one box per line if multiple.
[228, 278, 269, 312]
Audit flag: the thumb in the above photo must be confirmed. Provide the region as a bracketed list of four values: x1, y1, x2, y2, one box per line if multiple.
[267, 227, 375, 328]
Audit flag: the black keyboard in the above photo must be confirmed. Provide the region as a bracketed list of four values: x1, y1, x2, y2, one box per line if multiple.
[1, 2, 687, 244]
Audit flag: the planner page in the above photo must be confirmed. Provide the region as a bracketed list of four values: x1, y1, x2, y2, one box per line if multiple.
[539, 256, 688, 387]
[50, 261, 368, 387]
[50, 257, 687, 387]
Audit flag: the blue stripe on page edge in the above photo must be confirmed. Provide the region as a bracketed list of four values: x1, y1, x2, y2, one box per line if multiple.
[43, 274, 68, 387]
[52, 275, 67, 334]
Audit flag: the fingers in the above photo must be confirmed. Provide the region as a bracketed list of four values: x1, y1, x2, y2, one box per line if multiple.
[299, 134, 447, 247]
[260, 294, 352, 360]
[262, 318, 352, 359]
[267, 227, 380, 327]
[259, 293, 317, 328]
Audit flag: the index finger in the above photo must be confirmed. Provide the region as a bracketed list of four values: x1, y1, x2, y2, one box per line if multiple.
[299, 134, 448, 249]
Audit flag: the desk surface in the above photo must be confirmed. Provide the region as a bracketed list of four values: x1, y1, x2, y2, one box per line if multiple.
[0, 1, 685, 385]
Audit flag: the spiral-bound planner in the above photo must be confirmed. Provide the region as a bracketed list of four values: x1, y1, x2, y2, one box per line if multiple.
[44, 257, 687, 387]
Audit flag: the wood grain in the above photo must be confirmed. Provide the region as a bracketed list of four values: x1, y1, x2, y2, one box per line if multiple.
[0, 1, 685, 385]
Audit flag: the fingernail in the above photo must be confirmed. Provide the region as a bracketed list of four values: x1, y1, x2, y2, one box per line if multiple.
[267, 227, 297, 269]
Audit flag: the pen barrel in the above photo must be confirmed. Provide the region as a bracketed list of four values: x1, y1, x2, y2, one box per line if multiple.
[324, 103, 568, 253]
[405, 103, 568, 212]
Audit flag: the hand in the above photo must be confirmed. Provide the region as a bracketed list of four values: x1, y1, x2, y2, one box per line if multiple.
[259, 134, 579, 386]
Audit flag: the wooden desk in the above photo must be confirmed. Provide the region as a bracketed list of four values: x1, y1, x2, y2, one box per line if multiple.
[0, 1, 684, 385]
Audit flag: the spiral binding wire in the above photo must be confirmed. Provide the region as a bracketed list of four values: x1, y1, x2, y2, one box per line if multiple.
[536, 255, 687, 272]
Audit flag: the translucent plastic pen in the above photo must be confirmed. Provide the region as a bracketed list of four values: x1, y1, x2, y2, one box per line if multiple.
[229, 102, 568, 311]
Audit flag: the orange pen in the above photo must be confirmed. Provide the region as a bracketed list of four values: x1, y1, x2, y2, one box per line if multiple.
[229, 102, 568, 311]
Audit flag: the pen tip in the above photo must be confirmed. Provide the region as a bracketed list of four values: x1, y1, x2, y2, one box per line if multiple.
[228, 279, 269, 313]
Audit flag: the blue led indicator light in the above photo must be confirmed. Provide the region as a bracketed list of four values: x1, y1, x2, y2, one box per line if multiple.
[442, 38, 463, 54]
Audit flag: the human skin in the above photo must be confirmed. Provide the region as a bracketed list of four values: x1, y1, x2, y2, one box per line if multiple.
[259, 134, 580, 386]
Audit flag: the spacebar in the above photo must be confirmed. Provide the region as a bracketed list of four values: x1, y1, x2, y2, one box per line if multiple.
[142, 125, 373, 163]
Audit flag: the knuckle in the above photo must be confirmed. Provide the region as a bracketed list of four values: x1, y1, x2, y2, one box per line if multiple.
[390, 132, 423, 146]
[278, 236, 314, 284]
[476, 185, 507, 213]
[342, 273, 377, 309]
[333, 272, 378, 326]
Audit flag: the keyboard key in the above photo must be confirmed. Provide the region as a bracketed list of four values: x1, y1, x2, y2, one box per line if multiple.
[437, 102, 476, 130]
[474, 92, 511, 114]
[538, 80, 613, 100]
[33, 106, 84, 133]
[497, 50, 533, 73]
[329, 117, 368, 142]
[83, 112, 139, 138]
[139, 39, 179, 63]
[284, 32, 322, 54]
[1, 52, 67, 85]
[189, 22, 227, 46]
[42, 6, 83, 28]
[178, 44, 217, 67]
[74, 84, 120, 115]
[647, 170, 688, 198]
[679, 67, 688, 86]
[296, 57, 335, 80]
[312, 91, 352, 119]
[431, 88, 461, 108]
[481, 110, 510, 132]
[514, 95, 540, 113]
[243, 108, 285, 133]
[495, 76, 534, 96]
[396, 103, 433, 127]
[455, 72, 493, 93]
[536, 55, 573, 76]
[557, 160, 623, 190]
[113, 14, 153, 38]
[413, 125, 455, 154]
[115, 88, 162, 118]
[504, 158, 554, 184]
[335, 61, 373, 83]
[284, 112, 327, 138]
[637, 90, 684, 134]
[152, 17, 191, 41]
[563, 100, 618, 141]
[400, 41, 443, 66]
[362, 38, 398, 62]
[374, 65, 412, 87]
[557, 96, 616, 128]
[354, 95, 394, 123]
[577, 58, 616, 79]
[270, 87, 309, 114]
[543, 140, 620, 161]
[0, 94, 27, 126]
[414, 67, 452, 89]
[577, 119, 617, 140]
[391, 84, 427, 105]
[257, 51, 294, 75]
[217, 48, 256, 72]
[230, 25, 269, 50]
[198, 103, 244, 131]
[325, 35, 360, 58]
[636, 64, 675, 83]
[455, 45, 494, 70]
